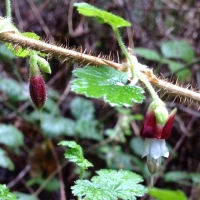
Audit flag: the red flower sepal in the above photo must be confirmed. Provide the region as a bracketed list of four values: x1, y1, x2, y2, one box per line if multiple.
[140, 108, 176, 139]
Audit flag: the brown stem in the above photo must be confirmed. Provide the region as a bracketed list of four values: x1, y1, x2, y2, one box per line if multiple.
[0, 32, 121, 70]
[1, 32, 200, 106]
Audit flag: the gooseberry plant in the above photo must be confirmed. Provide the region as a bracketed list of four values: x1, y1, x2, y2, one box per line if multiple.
[0, 1, 196, 200]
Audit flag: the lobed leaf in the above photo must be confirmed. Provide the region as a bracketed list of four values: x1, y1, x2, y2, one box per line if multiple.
[72, 169, 147, 200]
[71, 66, 145, 107]
[74, 3, 131, 28]
[0, 184, 17, 200]
[58, 141, 93, 170]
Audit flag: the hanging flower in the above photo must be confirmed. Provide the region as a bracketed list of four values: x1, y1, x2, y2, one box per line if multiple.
[140, 102, 176, 174]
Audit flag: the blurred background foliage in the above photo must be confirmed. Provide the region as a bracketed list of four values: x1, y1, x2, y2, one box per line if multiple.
[0, 0, 200, 199]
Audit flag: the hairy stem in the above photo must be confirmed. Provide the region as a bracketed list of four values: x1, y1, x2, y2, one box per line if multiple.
[113, 28, 135, 76]
[1, 32, 200, 107]
[6, 0, 11, 18]
[0, 32, 121, 70]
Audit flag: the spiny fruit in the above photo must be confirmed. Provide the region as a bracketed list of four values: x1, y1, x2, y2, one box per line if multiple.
[29, 75, 46, 110]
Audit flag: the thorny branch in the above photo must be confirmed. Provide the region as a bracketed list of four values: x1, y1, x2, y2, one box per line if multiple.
[0, 32, 200, 107]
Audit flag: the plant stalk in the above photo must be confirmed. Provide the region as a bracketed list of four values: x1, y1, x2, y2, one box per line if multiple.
[6, 0, 11, 18]
[1, 32, 200, 107]
[113, 28, 135, 76]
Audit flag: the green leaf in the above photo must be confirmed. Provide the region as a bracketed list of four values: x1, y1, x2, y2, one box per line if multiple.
[47, 88, 60, 100]
[0, 77, 27, 102]
[13, 192, 37, 200]
[164, 60, 191, 81]
[164, 171, 200, 184]
[0, 44, 15, 60]
[71, 66, 145, 107]
[23, 32, 40, 40]
[6, 32, 39, 58]
[190, 173, 200, 184]
[58, 141, 93, 170]
[76, 119, 102, 141]
[42, 98, 60, 115]
[98, 145, 142, 170]
[0, 184, 17, 200]
[0, 124, 24, 149]
[27, 177, 60, 192]
[6, 43, 29, 58]
[74, 3, 131, 28]
[70, 97, 95, 120]
[72, 169, 147, 200]
[134, 48, 162, 62]
[148, 188, 187, 200]
[0, 148, 14, 170]
[6, 32, 45, 58]
[41, 116, 75, 138]
[130, 137, 144, 157]
[161, 40, 194, 62]
[164, 171, 190, 182]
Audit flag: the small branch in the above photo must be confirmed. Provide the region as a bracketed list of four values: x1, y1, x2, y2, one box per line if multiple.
[141, 68, 200, 106]
[0, 32, 121, 70]
[1, 32, 200, 106]
[7, 165, 30, 188]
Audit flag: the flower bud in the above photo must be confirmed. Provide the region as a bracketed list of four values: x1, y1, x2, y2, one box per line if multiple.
[29, 75, 46, 110]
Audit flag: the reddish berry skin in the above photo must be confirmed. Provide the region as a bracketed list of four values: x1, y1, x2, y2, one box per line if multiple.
[29, 75, 46, 110]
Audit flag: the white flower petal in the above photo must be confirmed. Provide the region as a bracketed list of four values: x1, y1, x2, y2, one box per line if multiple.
[159, 139, 169, 158]
[142, 138, 169, 159]
[142, 138, 151, 158]
[150, 139, 162, 159]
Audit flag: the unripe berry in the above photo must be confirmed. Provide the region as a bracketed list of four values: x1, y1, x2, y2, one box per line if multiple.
[29, 75, 46, 110]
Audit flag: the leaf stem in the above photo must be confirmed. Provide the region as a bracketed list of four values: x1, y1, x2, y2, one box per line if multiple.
[79, 168, 84, 180]
[6, 0, 11, 18]
[113, 28, 135, 76]
[78, 168, 84, 200]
